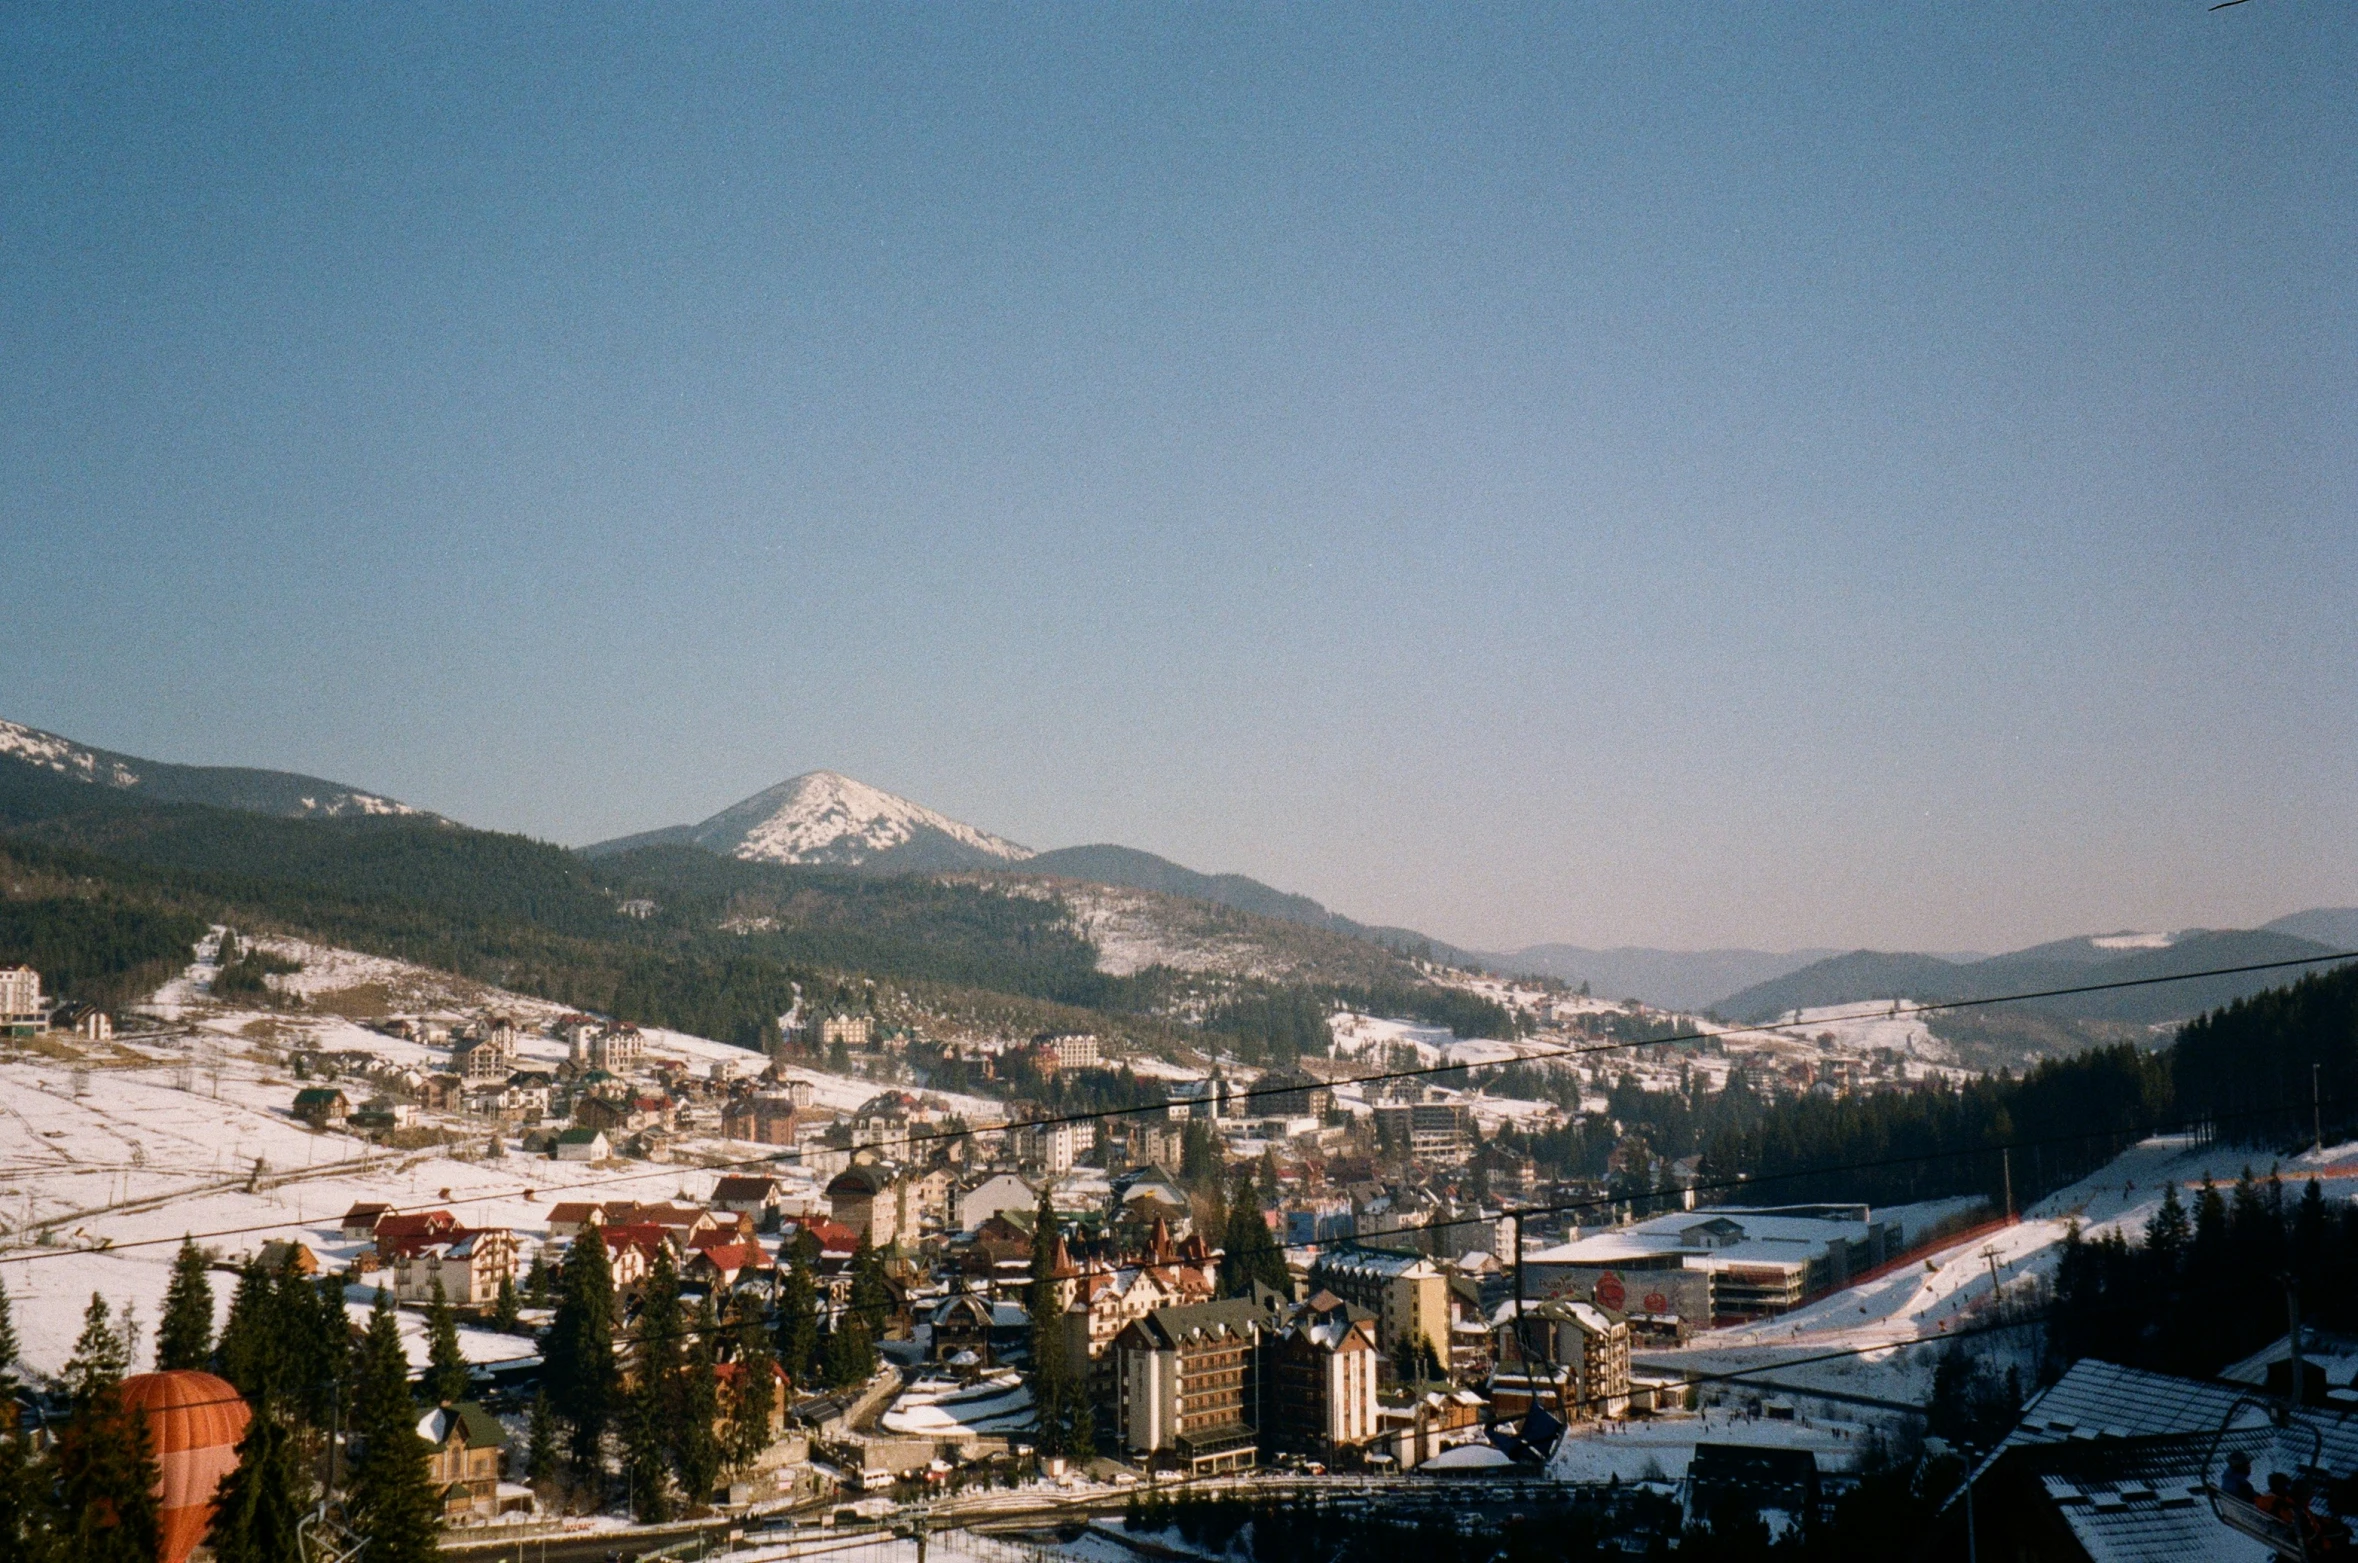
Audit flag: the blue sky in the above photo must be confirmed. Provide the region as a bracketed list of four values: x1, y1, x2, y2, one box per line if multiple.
[2, 4, 2351, 953]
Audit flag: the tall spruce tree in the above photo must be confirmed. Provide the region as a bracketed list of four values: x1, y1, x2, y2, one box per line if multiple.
[0, 1279, 54, 1562]
[491, 1273, 521, 1333]
[673, 1292, 724, 1511]
[56, 1295, 160, 1563]
[725, 1299, 779, 1471]
[0, 1395, 53, 1563]
[1025, 1184, 1076, 1455]
[155, 1237, 214, 1372]
[345, 1293, 437, 1563]
[524, 1391, 560, 1486]
[544, 1232, 619, 1481]
[0, 1278, 16, 1385]
[424, 1280, 468, 1406]
[1219, 1169, 1289, 1299]
[2145, 1182, 2191, 1273]
[622, 1248, 683, 1522]
[820, 1314, 875, 1390]
[286, 1273, 349, 1433]
[205, 1405, 306, 1563]
[847, 1236, 891, 1338]
[215, 1260, 278, 1401]
[774, 1258, 820, 1387]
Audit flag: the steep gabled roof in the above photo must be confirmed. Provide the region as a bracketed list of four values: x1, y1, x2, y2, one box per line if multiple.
[1128, 1298, 1269, 1351]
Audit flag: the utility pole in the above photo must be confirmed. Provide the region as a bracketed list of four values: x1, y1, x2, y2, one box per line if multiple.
[2315, 1063, 2325, 1158]
[2288, 1276, 2307, 1412]
[2001, 1148, 2014, 1223]
[1512, 1212, 1528, 1370]
[1965, 1448, 1979, 1563]
[1981, 1247, 2004, 1322]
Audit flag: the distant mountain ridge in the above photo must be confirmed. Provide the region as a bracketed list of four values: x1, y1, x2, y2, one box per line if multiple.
[1483, 944, 1844, 1011]
[2264, 908, 2358, 950]
[0, 718, 427, 821]
[1713, 927, 2351, 1026]
[11, 717, 2354, 1020]
[587, 775, 1479, 960]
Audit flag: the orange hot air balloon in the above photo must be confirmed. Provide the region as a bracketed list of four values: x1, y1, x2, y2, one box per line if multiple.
[119, 1370, 252, 1563]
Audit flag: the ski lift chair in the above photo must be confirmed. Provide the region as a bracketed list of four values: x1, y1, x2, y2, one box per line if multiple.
[2204, 1396, 2336, 1562]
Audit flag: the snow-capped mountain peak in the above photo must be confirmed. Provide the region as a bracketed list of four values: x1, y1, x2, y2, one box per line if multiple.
[0, 717, 425, 818]
[676, 771, 1035, 870]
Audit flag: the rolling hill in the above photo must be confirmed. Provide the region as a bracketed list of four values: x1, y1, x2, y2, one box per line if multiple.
[0, 718, 427, 820]
[1714, 927, 2350, 1026]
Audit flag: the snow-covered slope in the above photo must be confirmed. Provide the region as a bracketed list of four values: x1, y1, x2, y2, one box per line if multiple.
[591, 771, 1034, 871]
[0, 717, 425, 819]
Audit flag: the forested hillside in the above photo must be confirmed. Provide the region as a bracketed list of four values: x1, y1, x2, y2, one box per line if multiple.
[0, 759, 1506, 1056]
[2171, 962, 2358, 1145]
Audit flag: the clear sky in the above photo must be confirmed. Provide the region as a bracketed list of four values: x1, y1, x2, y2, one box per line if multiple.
[3, 4, 2352, 955]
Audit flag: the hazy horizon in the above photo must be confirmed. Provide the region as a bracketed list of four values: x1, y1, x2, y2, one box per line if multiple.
[5, 6, 2352, 954]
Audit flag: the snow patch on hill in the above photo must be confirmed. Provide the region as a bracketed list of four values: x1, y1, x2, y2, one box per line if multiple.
[1054, 882, 1298, 979]
[0, 718, 141, 786]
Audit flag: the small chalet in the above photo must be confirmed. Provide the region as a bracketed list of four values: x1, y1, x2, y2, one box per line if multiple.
[291, 1088, 351, 1129]
[419, 1402, 526, 1521]
[257, 1239, 321, 1277]
[711, 1174, 787, 1229]
[685, 1239, 767, 1290]
[785, 1216, 860, 1262]
[552, 1128, 610, 1162]
[545, 1201, 611, 1240]
[600, 1224, 668, 1289]
[925, 1289, 1030, 1369]
[340, 1202, 395, 1241]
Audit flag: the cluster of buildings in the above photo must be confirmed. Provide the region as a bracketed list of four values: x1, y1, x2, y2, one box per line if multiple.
[0, 965, 111, 1042]
[258, 1000, 1997, 1500]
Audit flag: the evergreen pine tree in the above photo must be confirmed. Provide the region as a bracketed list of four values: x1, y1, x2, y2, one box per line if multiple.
[847, 1236, 891, 1338]
[292, 1273, 350, 1432]
[620, 1380, 672, 1523]
[63, 1295, 128, 1401]
[820, 1315, 875, 1389]
[774, 1258, 820, 1387]
[725, 1299, 779, 1471]
[56, 1295, 160, 1563]
[155, 1237, 214, 1372]
[673, 1292, 723, 1510]
[0, 1280, 53, 1563]
[215, 1261, 278, 1400]
[424, 1280, 468, 1406]
[1026, 1184, 1076, 1457]
[0, 1393, 54, 1563]
[2297, 1176, 2331, 1283]
[492, 1273, 521, 1333]
[0, 1277, 17, 1386]
[345, 1293, 438, 1563]
[544, 1232, 618, 1481]
[2144, 1182, 2190, 1271]
[524, 1390, 560, 1486]
[622, 1248, 683, 1523]
[1218, 1170, 1289, 1299]
[205, 1405, 307, 1563]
